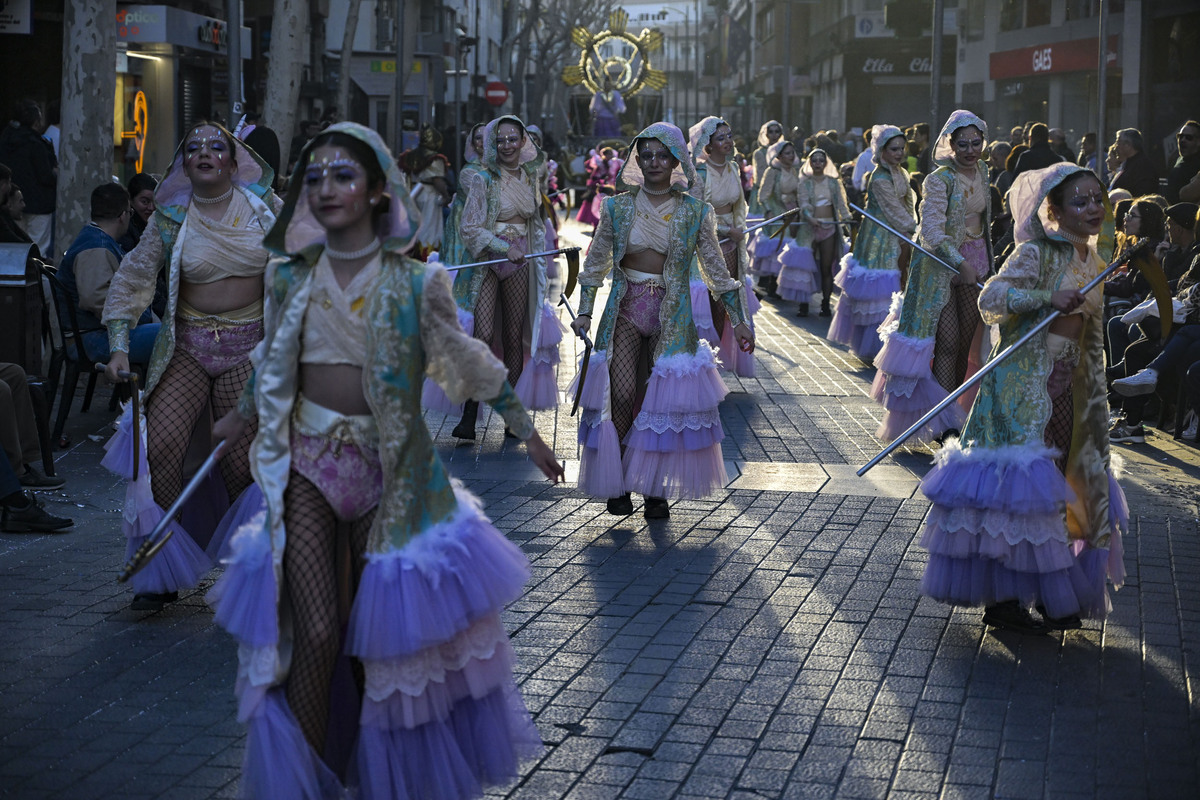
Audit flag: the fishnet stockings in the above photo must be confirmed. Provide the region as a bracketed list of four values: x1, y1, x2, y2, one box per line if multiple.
[145, 349, 257, 513]
[932, 284, 982, 393]
[609, 315, 658, 444]
[708, 243, 740, 339]
[283, 470, 375, 753]
[1044, 383, 1074, 473]
[474, 265, 529, 387]
[814, 234, 838, 302]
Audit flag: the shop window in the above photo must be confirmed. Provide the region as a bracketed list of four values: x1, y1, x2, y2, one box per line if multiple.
[1065, 0, 1098, 20]
[963, 0, 985, 41]
[1026, 0, 1050, 26]
[999, 0, 1022, 31]
[1151, 12, 1200, 84]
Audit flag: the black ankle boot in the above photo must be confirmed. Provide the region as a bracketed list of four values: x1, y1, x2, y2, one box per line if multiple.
[643, 496, 670, 519]
[982, 600, 1048, 634]
[819, 298, 832, 317]
[606, 493, 633, 515]
[797, 302, 809, 317]
[452, 400, 479, 440]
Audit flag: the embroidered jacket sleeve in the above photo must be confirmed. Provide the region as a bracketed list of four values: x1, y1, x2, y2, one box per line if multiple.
[577, 198, 618, 317]
[918, 173, 964, 267]
[799, 178, 817, 223]
[236, 255, 292, 420]
[458, 170, 508, 259]
[979, 242, 1050, 324]
[421, 266, 534, 439]
[694, 205, 745, 327]
[102, 215, 165, 352]
[871, 170, 917, 233]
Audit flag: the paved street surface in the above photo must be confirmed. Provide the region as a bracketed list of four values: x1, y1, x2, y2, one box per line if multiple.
[3, 215, 1199, 800]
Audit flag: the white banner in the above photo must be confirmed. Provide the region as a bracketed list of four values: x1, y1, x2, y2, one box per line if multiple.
[0, 0, 33, 35]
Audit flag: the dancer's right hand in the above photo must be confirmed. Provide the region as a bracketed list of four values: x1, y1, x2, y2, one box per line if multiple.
[106, 352, 131, 383]
[507, 244, 527, 266]
[525, 430, 565, 483]
[1051, 289, 1085, 313]
[213, 409, 250, 446]
[570, 314, 591, 338]
[953, 262, 978, 287]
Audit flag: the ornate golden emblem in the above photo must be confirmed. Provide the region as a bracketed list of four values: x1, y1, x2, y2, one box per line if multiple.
[561, 9, 667, 97]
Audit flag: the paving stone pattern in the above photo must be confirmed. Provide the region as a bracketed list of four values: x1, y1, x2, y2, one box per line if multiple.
[1, 217, 1197, 799]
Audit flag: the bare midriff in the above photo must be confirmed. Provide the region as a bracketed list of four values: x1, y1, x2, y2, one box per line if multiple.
[711, 203, 734, 215]
[299, 363, 371, 415]
[964, 212, 984, 237]
[496, 216, 527, 226]
[1048, 314, 1084, 339]
[180, 275, 263, 315]
[620, 250, 667, 275]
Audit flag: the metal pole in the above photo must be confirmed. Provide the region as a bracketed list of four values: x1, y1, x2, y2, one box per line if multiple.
[781, 1, 791, 129]
[1096, 0, 1108, 183]
[693, 0, 700, 123]
[686, 10, 692, 125]
[930, 0, 944, 143]
[394, 0, 405, 157]
[857, 248, 1139, 476]
[227, 0, 244, 127]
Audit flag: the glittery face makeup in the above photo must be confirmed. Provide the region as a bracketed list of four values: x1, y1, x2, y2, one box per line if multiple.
[809, 152, 827, 172]
[183, 125, 234, 182]
[1053, 174, 1105, 238]
[709, 125, 733, 158]
[495, 122, 524, 167]
[952, 125, 984, 168]
[304, 145, 378, 232]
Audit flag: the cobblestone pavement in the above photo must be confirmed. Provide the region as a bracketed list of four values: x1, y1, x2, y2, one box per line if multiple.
[2, 216, 1198, 799]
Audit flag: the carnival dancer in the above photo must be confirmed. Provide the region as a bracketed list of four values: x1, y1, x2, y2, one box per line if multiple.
[688, 116, 758, 376]
[828, 125, 916, 360]
[576, 147, 622, 230]
[570, 122, 754, 520]
[103, 122, 280, 612]
[399, 125, 451, 259]
[439, 122, 486, 270]
[749, 119, 783, 218]
[918, 163, 1126, 633]
[871, 110, 993, 442]
[526, 124, 562, 280]
[447, 115, 563, 437]
[756, 139, 813, 307]
[206, 122, 563, 799]
[797, 149, 851, 317]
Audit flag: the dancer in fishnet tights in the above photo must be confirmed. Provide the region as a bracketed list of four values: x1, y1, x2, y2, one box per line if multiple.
[931, 283, 982, 393]
[473, 264, 528, 388]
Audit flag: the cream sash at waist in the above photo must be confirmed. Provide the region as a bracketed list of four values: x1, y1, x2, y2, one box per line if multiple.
[292, 393, 379, 449]
[178, 297, 264, 323]
[965, 212, 984, 238]
[495, 220, 527, 238]
[1045, 332, 1081, 364]
[621, 267, 667, 288]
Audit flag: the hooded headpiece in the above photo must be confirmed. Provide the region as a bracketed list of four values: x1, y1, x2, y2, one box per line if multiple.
[263, 121, 419, 257]
[154, 121, 274, 213]
[799, 148, 839, 179]
[870, 124, 905, 166]
[481, 115, 543, 176]
[757, 120, 783, 148]
[1008, 162, 1114, 259]
[933, 109, 988, 168]
[617, 122, 695, 192]
[689, 116, 728, 164]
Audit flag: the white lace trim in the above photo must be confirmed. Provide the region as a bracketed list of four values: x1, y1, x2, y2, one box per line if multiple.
[237, 643, 282, 688]
[927, 504, 1067, 548]
[632, 407, 721, 433]
[362, 613, 506, 701]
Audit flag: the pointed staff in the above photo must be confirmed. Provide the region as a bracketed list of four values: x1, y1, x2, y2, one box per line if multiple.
[719, 208, 799, 246]
[558, 293, 592, 416]
[850, 203, 984, 290]
[857, 241, 1150, 476]
[117, 441, 227, 582]
[440, 246, 582, 272]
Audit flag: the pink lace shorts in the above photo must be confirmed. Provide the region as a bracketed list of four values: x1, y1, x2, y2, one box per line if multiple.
[960, 237, 990, 280]
[289, 396, 383, 521]
[619, 280, 664, 338]
[176, 315, 263, 378]
[490, 226, 527, 281]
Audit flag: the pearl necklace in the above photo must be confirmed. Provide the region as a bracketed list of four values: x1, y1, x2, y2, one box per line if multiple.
[325, 238, 382, 260]
[1058, 228, 1090, 245]
[641, 183, 672, 196]
[707, 156, 728, 168]
[193, 187, 233, 205]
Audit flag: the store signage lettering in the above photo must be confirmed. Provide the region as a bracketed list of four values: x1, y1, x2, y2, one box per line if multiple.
[199, 20, 227, 48]
[1032, 47, 1052, 72]
[861, 56, 932, 75]
[116, 7, 157, 37]
[990, 36, 1117, 80]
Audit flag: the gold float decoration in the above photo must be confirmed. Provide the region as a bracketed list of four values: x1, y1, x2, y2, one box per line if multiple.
[561, 8, 667, 97]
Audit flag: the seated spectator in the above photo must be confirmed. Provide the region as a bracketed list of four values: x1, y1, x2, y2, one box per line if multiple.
[1167, 121, 1200, 205]
[0, 182, 34, 249]
[1161, 203, 1200, 286]
[0, 363, 62, 488]
[1105, 200, 1166, 363]
[1012, 123, 1064, 178]
[117, 173, 167, 319]
[0, 454, 70, 532]
[1110, 128, 1159, 198]
[1048, 127, 1073, 161]
[56, 183, 160, 366]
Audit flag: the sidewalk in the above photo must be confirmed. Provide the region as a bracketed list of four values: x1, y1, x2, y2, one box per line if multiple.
[1, 216, 1197, 799]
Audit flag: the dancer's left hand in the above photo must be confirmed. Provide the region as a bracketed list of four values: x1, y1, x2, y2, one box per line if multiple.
[526, 430, 565, 483]
[734, 323, 755, 353]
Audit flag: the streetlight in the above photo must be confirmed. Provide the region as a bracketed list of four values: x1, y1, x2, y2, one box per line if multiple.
[660, 6, 696, 126]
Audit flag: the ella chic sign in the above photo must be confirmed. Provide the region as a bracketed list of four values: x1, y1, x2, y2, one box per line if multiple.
[990, 36, 1118, 80]
[861, 56, 933, 75]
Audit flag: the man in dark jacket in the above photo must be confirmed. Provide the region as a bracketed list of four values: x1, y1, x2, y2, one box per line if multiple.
[1012, 123, 1063, 178]
[1109, 128, 1159, 198]
[0, 100, 56, 259]
[1166, 120, 1200, 205]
